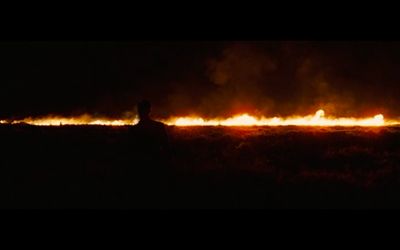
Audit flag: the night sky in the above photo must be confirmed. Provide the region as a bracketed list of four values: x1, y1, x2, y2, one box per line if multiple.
[1, 41, 400, 120]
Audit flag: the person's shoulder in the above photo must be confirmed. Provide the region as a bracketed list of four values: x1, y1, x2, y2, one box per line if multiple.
[129, 124, 141, 132]
[156, 121, 166, 127]
[149, 119, 166, 128]
[129, 122, 143, 131]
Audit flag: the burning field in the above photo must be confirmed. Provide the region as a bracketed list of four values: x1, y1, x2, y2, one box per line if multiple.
[0, 109, 395, 126]
[1, 123, 400, 209]
[3, 41, 400, 209]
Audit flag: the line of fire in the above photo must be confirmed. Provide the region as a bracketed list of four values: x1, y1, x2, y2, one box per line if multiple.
[0, 109, 397, 127]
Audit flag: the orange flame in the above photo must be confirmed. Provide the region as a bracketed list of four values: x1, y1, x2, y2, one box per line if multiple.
[1, 110, 397, 127]
[164, 110, 390, 127]
[12, 115, 138, 126]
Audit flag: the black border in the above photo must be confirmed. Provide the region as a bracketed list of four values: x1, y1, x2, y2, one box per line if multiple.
[2, 5, 400, 41]
[1, 6, 399, 242]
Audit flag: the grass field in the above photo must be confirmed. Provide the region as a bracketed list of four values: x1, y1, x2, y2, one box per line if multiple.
[1, 124, 400, 209]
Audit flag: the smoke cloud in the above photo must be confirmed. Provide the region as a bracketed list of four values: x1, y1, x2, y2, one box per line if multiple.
[1, 41, 399, 119]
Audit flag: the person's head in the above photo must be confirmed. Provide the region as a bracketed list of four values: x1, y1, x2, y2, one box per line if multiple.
[137, 100, 151, 120]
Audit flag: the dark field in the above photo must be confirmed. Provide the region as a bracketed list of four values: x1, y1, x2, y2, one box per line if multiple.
[1, 124, 400, 209]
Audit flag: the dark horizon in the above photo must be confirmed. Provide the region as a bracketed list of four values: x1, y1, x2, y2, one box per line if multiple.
[1, 41, 400, 120]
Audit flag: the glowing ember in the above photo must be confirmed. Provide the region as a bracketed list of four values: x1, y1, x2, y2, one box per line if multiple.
[1, 110, 397, 127]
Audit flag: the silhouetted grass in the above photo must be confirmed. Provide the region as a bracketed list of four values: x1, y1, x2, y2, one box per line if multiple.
[1, 124, 400, 209]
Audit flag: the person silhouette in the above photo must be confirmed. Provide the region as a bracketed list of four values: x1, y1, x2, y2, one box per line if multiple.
[133, 100, 169, 157]
[126, 100, 171, 207]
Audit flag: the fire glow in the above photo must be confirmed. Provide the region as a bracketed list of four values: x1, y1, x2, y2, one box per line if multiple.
[167, 110, 389, 127]
[11, 115, 135, 126]
[1, 110, 398, 127]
